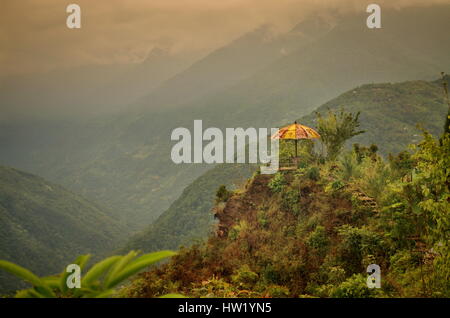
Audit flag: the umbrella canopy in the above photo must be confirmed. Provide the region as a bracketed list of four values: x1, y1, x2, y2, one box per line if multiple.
[271, 121, 320, 140]
[271, 121, 320, 158]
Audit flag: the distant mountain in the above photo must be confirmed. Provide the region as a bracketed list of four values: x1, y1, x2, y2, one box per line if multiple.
[0, 48, 192, 119]
[132, 24, 309, 110]
[1, 5, 449, 233]
[189, 6, 450, 129]
[123, 76, 449, 253]
[0, 166, 126, 294]
[0, 19, 314, 229]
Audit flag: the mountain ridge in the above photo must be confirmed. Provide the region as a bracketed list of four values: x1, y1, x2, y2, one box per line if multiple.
[0, 165, 127, 293]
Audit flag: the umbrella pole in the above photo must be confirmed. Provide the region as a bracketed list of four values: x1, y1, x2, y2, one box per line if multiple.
[293, 139, 298, 168]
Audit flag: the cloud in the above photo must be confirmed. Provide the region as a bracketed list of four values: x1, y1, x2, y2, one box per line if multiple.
[1, 0, 448, 75]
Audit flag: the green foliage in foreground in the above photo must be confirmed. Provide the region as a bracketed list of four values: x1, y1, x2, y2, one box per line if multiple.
[0, 250, 180, 298]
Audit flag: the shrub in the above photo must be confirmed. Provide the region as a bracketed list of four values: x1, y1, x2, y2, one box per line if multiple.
[327, 266, 347, 285]
[268, 173, 286, 193]
[356, 159, 391, 202]
[389, 250, 420, 275]
[263, 264, 282, 285]
[306, 226, 329, 256]
[229, 221, 248, 241]
[325, 180, 345, 194]
[339, 151, 360, 180]
[306, 167, 320, 181]
[388, 151, 415, 178]
[264, 285, 290, 297]
[353, 143, 379, 163]
[216, 185, 232, 203]
[281, 189, 301, 215]
[337, 225, 384, 273]
[257, 209, 269, 228]
[231, 265, 259, 289]
[330, 274, 377, 298]
[191, 276, 239, 298]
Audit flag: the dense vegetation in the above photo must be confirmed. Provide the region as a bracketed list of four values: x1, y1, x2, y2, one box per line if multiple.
[123, 77, 448, 254]
[121, 111, 449, 298]
[0, 166, 127, 294]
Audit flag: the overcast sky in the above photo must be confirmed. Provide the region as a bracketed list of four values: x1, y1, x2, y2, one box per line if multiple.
[1, 0, 448, 76]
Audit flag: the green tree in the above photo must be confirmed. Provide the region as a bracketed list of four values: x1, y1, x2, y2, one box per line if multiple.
[316, 110, 365, 160]
[410, 131, 450, 296]
[439, 72, 450, 136]
[215, 185, 232, 203]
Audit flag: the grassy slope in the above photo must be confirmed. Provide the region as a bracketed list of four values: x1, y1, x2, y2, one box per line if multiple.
[123, 172, 381, 297]
[0, 166, 126, 293]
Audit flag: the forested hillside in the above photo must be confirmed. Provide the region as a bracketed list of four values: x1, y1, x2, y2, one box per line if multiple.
[299, 78, 449, 155]
[0, 166, 126, 294]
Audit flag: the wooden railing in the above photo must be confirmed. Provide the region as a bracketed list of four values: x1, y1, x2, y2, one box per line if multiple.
[260, 157, 297, 171]
[279, 158, 298, 170]
[260, 157, 299, 171]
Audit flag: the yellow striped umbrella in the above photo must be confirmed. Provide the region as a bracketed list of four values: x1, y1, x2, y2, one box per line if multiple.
[271, 121, 320, 157]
